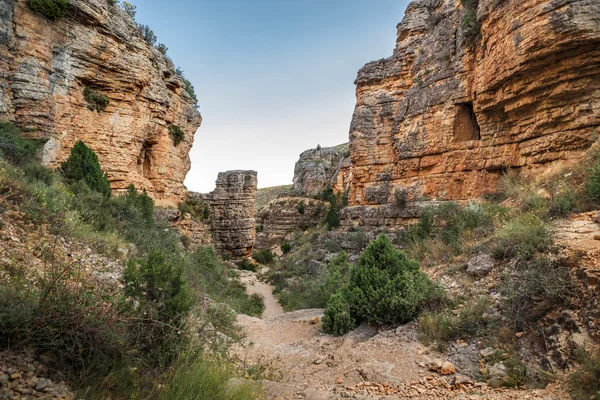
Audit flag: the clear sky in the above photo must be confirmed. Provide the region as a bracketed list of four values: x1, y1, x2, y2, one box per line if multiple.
[131, 0, 410, 192]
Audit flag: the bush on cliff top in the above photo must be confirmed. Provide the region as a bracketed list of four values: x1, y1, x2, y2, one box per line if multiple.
[28, 0, 70, 21]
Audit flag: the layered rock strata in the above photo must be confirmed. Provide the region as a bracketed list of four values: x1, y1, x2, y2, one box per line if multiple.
[344, 0, 600, 226]
[0, 0, 201, 205]
[188, 171, 258, 259]
[255, 197, 329, 249]
[293, 143, 351, 196]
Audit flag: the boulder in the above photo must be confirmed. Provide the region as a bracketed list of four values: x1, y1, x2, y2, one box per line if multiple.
[466, 254, 495, 277]
[440, 361, 457, 375]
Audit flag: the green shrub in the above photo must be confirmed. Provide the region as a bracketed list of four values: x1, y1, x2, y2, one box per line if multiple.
[418, 312, 454, 344]
[0, 120, 43, 164]
[27, 0, 69, 20]
[281, 241, 292, 254]
[585, 160, 600, 203]
[322, 293, 355, 337]
[253, 249, 274, 265]
[549, 189, 576, 217]
[570, 347, 600, 400]
[296, 201, 305, 214]
[237, 258, 256, 272]
[121, 1, 136, 19]
[269, 250, 352, 311]
[500, 255, 576, 329]
[159, 350, 260, 400]
[122, 249, 193, 366]
[204, 303, 243, 342]
[322, 188, 348, 230]
[323, 235, 433, 335]
[460, 0, 480, 45]
[491, 213, 551, 260]
[169, 125, 185, 146]
[121, 183, 154, 227]
[419, 299, 490, 349]
[138, 23, 157, 46]
[83, 86, 110, 112]
[23, 163, 55, 185]
[176, 68, 199, 109]
[345, 234, 433, 325]
[0, 264, 125, 383]
[186, 247, 264, 317]
[178, 200, 210, 220]
[60, 140, 112, 198]
[67, 182, 157, 253]
[157, 43, 168, 56]
[405, 207, 435, 242]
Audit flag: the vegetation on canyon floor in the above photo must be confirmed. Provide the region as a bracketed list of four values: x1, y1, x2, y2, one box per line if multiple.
[322, 234, 436, 336]
[264, 138, 600, 393]
[0, 121, 263, 399]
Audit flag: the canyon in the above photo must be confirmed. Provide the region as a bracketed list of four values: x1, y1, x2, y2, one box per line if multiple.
[1, 0, 600, 399]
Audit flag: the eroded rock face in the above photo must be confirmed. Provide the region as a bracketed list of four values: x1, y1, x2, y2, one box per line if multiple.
[188, 171, 258, 259]
[0, 0, 202, 205]
[345, 0, 600, 224]
[255, 197, 329, 249]
[293, 144, 351, 196]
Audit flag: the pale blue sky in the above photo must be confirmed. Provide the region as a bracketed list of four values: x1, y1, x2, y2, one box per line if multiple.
[131, 0, 409, 192]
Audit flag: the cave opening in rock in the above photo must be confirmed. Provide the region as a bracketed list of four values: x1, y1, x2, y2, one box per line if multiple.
[453, 102, 481, 142]
[137, 141, 153, 178]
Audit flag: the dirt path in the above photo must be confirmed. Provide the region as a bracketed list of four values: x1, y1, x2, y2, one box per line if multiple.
[235, 271, 569, 399]
[239, 269, 284, 319]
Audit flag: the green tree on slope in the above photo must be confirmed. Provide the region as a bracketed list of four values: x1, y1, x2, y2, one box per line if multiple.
[60, 140, 112, 197]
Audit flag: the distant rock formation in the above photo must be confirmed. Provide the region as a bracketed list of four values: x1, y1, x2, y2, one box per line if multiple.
[0, 0, 201, 206]
[255, 197, 329, 249]
[185, 171, 258, 259]
[342, 0, 600, 227]
[293, 143, 351, 196]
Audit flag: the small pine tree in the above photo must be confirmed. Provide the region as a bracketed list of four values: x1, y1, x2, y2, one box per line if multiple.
[122, 249, 192, 364]
[322, 234, 433, 336]
[121, 1, 136, 19]
[60, 141, 112, 197]
[345, 234, 433, 325]
[123, 183, 154, 226]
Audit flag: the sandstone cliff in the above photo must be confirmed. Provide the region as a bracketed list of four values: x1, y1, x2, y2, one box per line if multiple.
[0, 0, 201, 205]
[343, 0, 600, 227]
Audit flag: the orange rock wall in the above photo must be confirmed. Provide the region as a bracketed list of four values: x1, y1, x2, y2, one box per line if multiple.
[347, 0, 600, 211]
[0, 0, 201, 206]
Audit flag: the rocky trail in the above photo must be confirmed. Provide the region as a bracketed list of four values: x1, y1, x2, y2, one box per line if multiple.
[236, 271, 569, 400]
